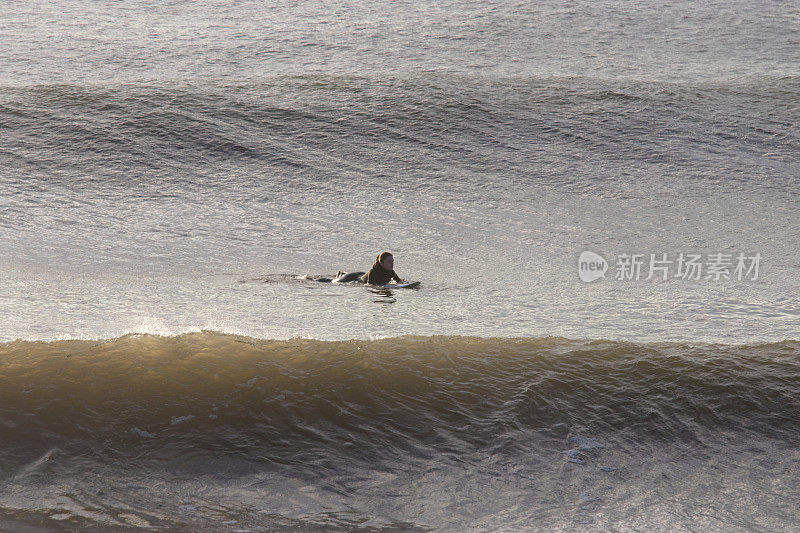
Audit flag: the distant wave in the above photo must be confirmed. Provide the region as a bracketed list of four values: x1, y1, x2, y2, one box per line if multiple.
[3, 74, 796, 200]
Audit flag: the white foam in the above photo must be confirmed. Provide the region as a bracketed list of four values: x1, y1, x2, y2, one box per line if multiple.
[130, 427, 155, 438]
[561, 449, 585, 464]
[570, 435, 604, 452]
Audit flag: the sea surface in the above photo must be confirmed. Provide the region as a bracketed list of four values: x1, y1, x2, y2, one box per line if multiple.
[1, 0, 799, 531]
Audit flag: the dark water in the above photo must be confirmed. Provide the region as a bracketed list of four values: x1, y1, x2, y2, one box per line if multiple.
[1, 333, 799, 530]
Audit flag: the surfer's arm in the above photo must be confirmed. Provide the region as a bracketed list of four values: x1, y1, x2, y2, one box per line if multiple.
[391, 270, 403, 283]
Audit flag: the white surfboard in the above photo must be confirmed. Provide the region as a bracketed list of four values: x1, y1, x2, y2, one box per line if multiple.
[371, 281, 420, 289]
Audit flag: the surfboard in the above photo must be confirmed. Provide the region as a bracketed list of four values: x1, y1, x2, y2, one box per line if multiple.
[327, 274, 420, 288]
[372, 281, 420, 289]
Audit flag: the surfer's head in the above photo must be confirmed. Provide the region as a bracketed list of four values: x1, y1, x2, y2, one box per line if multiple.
[377, 251, 394, 270]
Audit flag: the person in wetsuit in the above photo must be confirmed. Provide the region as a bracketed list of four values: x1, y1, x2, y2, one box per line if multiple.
[334, 251, 403, 285]
[361, 251, 403, 285]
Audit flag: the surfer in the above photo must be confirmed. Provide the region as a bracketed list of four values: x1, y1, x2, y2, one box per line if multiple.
[334, 251, 403, 285]
[361, 251, 403, 285]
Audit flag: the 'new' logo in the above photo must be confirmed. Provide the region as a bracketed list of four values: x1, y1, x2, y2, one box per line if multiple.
[578, 251, 607, 282]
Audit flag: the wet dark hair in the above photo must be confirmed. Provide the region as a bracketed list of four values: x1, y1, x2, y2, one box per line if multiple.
[377, 251, 393, 264]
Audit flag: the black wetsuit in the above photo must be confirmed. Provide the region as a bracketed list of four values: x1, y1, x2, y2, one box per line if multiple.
[334, 271, 365, 283]
[360, 261, 402, 285]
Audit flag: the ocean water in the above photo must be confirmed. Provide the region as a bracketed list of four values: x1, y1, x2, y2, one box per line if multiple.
[1, 0, 799, 530]
[2, 334, 799, 531]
